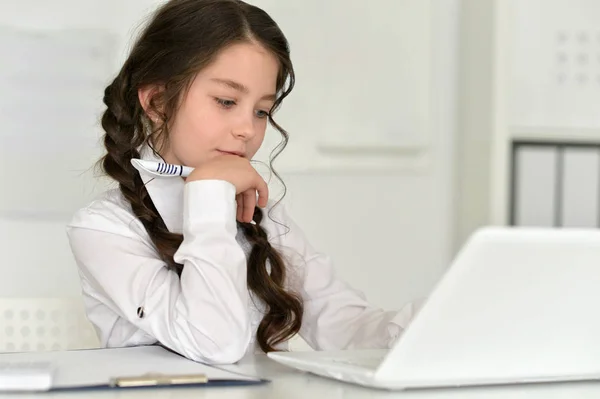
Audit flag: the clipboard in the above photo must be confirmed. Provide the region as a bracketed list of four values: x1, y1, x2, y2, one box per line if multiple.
[0, 345, 268, 392]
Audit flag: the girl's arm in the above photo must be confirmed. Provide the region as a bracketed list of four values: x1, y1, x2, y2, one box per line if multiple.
[268, 204, 423, 350]
[67, 180, 251, 364]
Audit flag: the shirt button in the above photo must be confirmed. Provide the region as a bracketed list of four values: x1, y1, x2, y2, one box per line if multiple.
[137, 307, 145, 318]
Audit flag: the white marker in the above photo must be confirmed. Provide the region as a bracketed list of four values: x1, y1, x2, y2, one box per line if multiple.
[131, 159, 194, 178]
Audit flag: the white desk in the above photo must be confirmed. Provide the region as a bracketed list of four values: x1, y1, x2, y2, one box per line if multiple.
[9, 354, 600, 399]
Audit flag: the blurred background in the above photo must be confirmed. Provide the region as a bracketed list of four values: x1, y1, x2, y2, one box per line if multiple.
[0, 0, 599, 349]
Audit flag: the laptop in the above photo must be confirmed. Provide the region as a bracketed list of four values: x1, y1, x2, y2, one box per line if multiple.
[268, 226, 600, 390]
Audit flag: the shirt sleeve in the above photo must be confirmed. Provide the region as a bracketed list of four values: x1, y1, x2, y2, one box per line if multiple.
[67, 180, 251, 364]
[268, 203, 423, 350]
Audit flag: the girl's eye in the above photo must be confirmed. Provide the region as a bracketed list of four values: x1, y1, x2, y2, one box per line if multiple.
[215, 97, 269, 119]
[255, 110, 269, 119]
[215, 98, 235, 108]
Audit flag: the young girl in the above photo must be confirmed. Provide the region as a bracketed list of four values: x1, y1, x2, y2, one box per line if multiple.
[67, 0, 420, 365]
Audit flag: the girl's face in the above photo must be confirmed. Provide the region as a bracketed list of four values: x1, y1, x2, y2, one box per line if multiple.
[140, 42, 279, 167]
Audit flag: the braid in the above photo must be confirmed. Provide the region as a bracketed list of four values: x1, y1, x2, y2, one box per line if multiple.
[239, 209, 303, 352]
[97, 0, 304, 355]
[100, 73, 184, 274]
[101, 73, 302, 352]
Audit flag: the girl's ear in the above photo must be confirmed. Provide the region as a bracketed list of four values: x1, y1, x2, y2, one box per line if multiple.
[138, 85, 163, 122]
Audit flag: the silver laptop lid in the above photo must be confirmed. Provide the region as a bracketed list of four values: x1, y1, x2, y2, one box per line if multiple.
[376, 227, 600, 388]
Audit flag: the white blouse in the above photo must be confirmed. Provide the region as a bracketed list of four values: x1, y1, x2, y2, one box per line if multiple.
[66, 150, 420, 365]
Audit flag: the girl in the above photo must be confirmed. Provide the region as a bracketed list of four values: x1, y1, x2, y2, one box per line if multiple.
[67, 0, 419, 365]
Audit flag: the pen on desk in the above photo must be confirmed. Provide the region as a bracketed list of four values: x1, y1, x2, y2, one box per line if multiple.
[131, 159, 194, 177]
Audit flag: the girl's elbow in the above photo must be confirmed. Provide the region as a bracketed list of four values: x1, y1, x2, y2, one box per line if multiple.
[187, 326, 251, 364]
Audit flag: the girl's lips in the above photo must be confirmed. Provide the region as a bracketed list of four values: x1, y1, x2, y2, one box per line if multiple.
[217, 150, 245, 157]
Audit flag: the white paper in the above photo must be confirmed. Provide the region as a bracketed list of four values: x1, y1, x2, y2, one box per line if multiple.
[561, 148, 600, 227]
[0, 346, 259, 389]
[514, 146, 558, 227]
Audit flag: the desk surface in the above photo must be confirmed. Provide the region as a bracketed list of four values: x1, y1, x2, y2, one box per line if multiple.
[9, 354, 600, 399]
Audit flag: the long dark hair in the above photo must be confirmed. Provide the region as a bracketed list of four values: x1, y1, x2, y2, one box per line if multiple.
[98, 0, 302, 353]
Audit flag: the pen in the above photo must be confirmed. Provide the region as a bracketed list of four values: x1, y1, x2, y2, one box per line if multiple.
[131, 158, 258, 225]
[131, 159, 194, 178]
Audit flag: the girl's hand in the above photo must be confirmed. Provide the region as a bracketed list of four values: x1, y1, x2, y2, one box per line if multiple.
[186, 155, 268, 223]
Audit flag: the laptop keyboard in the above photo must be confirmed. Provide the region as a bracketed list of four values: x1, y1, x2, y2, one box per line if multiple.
[328, 356, 385, 369]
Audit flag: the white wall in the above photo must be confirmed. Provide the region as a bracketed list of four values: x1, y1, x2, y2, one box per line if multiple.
[454, 0, 495, 248]
[491, 0, 600, 226]
[457, 0, 600, 233]
[0, 0, 459, 312]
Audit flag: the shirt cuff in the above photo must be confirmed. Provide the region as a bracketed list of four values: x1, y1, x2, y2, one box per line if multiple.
[183, 180, 237, 228]
[387, 298, 427, 348]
